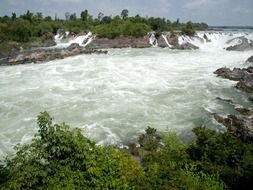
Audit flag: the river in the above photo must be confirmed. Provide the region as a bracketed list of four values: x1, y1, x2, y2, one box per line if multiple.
[0, 31, 253, 159]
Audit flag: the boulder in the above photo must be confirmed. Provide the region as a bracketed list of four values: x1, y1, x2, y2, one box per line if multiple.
[246, 55, 253, 63]
[213, 113, 253, 143]
[214, 67, 253, 93]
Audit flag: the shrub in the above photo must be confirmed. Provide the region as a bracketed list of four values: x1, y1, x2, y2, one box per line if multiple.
[187, 126, 253, 189]
[0, 112, 142, 189]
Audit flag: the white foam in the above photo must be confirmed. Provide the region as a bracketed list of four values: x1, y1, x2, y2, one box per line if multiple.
[161, 34, 172, 48]
[54, 32, 94, 48]
[149, 33, 158, 47]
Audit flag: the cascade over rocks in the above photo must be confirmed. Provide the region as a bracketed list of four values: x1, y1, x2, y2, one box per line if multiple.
[155, 32, 199, 49]
[226, 37, 253, 51]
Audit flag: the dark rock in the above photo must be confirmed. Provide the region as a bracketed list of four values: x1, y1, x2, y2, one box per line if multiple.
[246, 56, 253, 63]
[1, 44, 107, 65]
[216, 97, 234, 104]
[213, 113, 253, 143]
[66, 43, 81, 51]
[214, 67, 253, 93]
[157, 37, 168, 48]
[203, 34, 211, 42]
[86, 36, 151, 49]
[235, 107, 253, 116]
[236, 79, 253, 93]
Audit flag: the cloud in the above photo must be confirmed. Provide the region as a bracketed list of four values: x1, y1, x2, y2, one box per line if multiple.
[232, 7, 251, 14]
[43, 0, 82, 2]
[184, 0, 228, 9]
[159, 0, 171, 14]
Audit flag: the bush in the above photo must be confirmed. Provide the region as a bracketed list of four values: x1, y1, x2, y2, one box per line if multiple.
[187, 126, 253, 189]
[0, 112, 142, 189]
[181, 21, 195, 36]
[7, 19, 32, 42]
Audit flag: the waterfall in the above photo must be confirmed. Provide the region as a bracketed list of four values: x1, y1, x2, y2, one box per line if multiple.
[54, 32, 95, 48]
[161, 33, 172, 48]
[149, 33, 158, 47]
[83, 35, 96, 47]
[178, 31, 253, 51]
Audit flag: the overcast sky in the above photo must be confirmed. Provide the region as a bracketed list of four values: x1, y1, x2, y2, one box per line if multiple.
[0, 0, 252, 26]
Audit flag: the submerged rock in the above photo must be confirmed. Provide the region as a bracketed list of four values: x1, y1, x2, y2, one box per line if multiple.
[178, 42, 199, 50]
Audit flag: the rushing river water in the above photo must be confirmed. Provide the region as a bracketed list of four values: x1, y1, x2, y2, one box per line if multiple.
[1, 32, 253, 159]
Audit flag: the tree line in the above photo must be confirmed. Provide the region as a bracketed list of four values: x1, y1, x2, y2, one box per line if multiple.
[0, 9, 208, 43]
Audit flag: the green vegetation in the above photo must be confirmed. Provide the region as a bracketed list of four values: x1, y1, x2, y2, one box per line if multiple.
[1, 112, 252, 189]
[181, 21, 196, 36]
[0, 9, 208, 52]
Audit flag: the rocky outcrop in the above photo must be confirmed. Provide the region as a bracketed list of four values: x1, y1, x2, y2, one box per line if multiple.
[213, 56, 253, 143]
[0, 43, 107, 65]
[226, 37, 253, 51]
[156, 32, 199, 50]
[86, 36, 151, 49]
[213, 113, 253, 143]
[247, 55, 253, 63]
[214, 67, 253, 93]
[86, 32, 199, 50]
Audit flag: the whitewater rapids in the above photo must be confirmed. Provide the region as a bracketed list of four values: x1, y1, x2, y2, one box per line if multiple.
[0, 31, 253, 159]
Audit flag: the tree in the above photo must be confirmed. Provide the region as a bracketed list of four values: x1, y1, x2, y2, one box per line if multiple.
[121, 9, 129, 20]
[70, 13, 77, 20]
[44, 16, 52, 22]
[65, 12, 70, 20]
[11, 13, 16, 20]
[20, 10, 33, 22]
[97, 12, 104, 21]
[101, 16, 112, 24]
[176, 18, 180, 24]
[35, 12, 43, 21]
[81, 9, 88, 21]
[181, 21, 195, 36]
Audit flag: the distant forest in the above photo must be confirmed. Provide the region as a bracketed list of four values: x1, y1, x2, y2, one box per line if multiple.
[0, 9, 208, 43]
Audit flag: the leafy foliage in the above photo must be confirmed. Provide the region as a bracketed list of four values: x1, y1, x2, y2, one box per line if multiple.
[0, 112, 141, 189]
[3, 112, 250, 189]
[181, 21, 195, 36]
[187, 126, 253, 190]
[0, 9, 208, 47]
